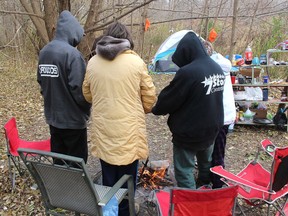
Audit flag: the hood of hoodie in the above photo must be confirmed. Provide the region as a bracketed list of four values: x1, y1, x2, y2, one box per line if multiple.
[55, 10, 84, 47]
[172, 32, 208, 68]
[210, 52, 232, 76]
[96, 36, 131, 60]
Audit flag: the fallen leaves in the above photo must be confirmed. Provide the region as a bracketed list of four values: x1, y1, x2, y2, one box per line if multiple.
[0, 66, 287, 216]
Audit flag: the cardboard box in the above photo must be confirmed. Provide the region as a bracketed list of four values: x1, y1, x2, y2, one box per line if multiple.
[239, 67, 261, 77]
[250, 109, 267, 119]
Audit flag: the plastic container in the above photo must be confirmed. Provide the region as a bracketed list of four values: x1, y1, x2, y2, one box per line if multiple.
[260, 54, 267, 65]
[252, 57, 260, 65]
[231, 76, 236, 84]
[263, 76, 269, 84]
[243, 108, 255, 122]
[244, 46, 253, 65]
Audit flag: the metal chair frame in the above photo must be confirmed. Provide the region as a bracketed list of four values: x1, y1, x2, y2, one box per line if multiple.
[211, 139, 288, 216]
[18, 148, 135, 216]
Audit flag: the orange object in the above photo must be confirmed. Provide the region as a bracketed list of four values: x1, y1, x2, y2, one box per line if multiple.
[208, 28, 218, 43]
[144, 18, 151, 31]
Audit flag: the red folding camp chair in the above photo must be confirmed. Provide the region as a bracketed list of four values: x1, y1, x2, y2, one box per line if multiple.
[211, 139, 288, 216]
[4, 117, 51, 188]
[155, 185, 239, 216]
[262, 138, 276, 157]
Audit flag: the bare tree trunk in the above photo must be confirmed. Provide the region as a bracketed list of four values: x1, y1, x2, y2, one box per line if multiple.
[19, 0, 49, 45]
[140, 0, 149, 58]
[12, 0, 154, 56]
[58, 0, 71, 11]
[190, 2, 194, 29]
[229, 0, 238, 62]
[130, 1, 136, 34]
[198, 0, 208, 38]
[78, 0, 103, 60]
[212, 0, 224, 29]
[169, 0, 174, 31]
[43, 0, 58, 40]
[204, 0, 210, 40]
[245, 0, 260, 48]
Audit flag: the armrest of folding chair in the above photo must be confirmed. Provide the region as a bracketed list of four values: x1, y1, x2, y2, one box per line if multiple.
[211, 166, 272, 194]
[98, 174, 134, 206]
[261, 139, 276, 157]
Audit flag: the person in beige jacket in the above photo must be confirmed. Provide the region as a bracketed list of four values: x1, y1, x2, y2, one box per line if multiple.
[82, 21, 156, 216]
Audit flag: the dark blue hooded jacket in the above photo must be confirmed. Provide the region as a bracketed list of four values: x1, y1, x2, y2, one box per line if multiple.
[152, 32, 224, 150]
[37, 10, 90, 129]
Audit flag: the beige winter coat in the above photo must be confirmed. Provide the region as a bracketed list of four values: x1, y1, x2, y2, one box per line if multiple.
[83, 49, 156, 165]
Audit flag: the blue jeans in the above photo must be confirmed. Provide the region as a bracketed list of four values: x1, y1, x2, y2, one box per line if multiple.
[173, 144, 214, 189]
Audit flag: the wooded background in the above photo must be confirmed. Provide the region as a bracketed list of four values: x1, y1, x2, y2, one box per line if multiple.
[0, 0, 287, 64]
[0, 2, 287, 214]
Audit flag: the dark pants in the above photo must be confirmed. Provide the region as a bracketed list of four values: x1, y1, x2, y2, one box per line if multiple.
[100, 159, 138, 216]
[49, 125, 88, 163]
[173, 143, 214, 189]
[211, 125, 229, 188]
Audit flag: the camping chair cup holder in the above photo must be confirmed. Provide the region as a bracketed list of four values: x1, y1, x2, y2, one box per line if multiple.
[210, 139, 288, 216]
[17, 148, 136, 216]
[3, 117, 50, 188]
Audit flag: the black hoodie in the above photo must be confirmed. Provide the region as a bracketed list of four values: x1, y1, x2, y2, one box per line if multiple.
[37, 10, 91, 129]
[152, 32, 224, 150]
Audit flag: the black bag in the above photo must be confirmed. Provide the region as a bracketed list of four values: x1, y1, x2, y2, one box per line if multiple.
[273, 107, 288, 130]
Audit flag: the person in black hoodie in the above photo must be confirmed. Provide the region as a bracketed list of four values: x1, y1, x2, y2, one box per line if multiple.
[152, 32, 225, 189]
[37, 10, 91, 163]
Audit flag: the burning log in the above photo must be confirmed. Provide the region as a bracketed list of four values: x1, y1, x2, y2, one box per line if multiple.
[139, 157, 149, 180]
[137, 160, 174, 190]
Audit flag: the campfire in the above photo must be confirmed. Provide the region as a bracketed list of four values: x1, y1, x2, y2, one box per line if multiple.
[137, 158, 174, 190]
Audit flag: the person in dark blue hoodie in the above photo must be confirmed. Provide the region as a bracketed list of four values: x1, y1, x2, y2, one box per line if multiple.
[37, 10, 91, 163]
[152, 32, 224, 189]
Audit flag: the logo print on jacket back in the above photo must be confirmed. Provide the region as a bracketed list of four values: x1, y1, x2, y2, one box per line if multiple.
[201, 74, 225, 95]
[39, 64, 59, 77]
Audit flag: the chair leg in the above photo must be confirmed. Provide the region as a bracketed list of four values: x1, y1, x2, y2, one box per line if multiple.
[13, 156, 25, 176]
[7, 155, 16, 189]
[127, 177, 136, 215]
[267, 204, 271, 216]
[235, 201, 247, 216]
[8, 155, 26, 189]
[273, 200, 288, 216]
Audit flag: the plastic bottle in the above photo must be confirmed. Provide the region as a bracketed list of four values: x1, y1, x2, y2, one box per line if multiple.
[228, 123, 234, 133]
[262, 88, 269, 101]
[244, 46, 253, 65]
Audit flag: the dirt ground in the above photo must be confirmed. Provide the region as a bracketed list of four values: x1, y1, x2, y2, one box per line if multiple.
[0, 69, 288, 215]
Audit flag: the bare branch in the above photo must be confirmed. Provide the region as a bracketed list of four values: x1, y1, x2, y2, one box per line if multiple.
[85, 0, 156, 33]
[19, 0, 49, 44]
[245, 0, 260, 47]
[229, 0, 238, 62]
[0, 10, 43, 19]
[43, 0, 58, 40]
[0, 24, 23, 50]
